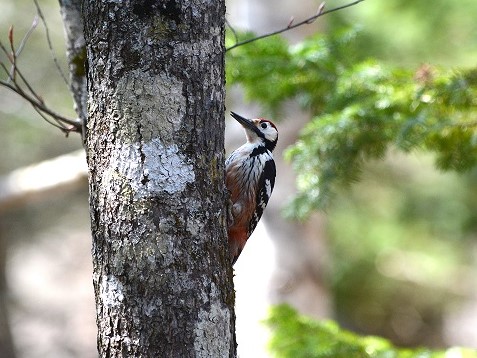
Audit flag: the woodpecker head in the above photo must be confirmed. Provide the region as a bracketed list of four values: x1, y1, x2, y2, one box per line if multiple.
[230, 112, 278, 152]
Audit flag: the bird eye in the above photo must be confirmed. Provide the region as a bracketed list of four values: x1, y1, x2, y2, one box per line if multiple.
[260, 123, 268, 129]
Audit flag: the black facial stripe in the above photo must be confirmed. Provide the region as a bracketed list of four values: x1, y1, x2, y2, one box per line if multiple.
[265, 139, 277, 152]
[255, 128, 265, 139]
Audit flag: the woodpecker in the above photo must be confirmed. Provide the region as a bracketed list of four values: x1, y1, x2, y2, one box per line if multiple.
[226, 112, 278, 264]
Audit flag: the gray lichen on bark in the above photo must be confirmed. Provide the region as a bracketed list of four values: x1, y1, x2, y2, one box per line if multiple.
[99, 69, 195, 197]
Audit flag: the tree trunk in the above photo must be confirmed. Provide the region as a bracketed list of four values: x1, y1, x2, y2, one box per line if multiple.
[82, 1, 235, 357]
[59, 0, 87, 129]
[0, 228, 15, 358]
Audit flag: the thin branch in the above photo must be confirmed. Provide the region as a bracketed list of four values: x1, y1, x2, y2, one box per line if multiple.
[16, 16, 39, 58]
[32, 105, 70, 132]
[7, 26, 16, 81]
[0, 62, 10, 80]
[0, 29, 81, 134]
[32, 0, 69, 86]
[4, 17, 39, 84]
[226, 0, 365, 52]
[0, 78, 80, 129]
[225, 18, 239, 44]
[1, 39, 44, 103]
[287, 16, 295, 28]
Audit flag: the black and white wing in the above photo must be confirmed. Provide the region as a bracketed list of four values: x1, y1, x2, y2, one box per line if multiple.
[247, 157, 276, 236]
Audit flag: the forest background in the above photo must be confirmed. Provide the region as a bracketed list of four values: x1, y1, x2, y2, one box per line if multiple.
[1, 0, 477, 357]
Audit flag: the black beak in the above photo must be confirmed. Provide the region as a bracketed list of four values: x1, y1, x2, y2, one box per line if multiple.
[230, 112, 261, 135]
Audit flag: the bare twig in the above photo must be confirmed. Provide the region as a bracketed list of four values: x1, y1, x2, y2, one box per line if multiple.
[287, 17, 295, 28]
[16, 16, 39, 58]
[33, 106, 69, 132]
[33, 0, 69, 86]
[7, 26, 16, 81]
[226, 0, 365, 52]
[0, 78, 80, 130]
[1, 38, 44, 103]
[0, 27, 81, 134]
[1, 14, 39, 85]
[225, 18, 239, 45]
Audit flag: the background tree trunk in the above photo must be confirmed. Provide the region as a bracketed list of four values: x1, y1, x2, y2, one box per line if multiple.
[59, 0, 87, 129]
[82, 1, 235, 356]
[0, 228, 15, 358]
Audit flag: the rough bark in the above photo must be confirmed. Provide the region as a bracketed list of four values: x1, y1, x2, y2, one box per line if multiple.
[82, 1, 235, 357]
[59, 0, 88, 130]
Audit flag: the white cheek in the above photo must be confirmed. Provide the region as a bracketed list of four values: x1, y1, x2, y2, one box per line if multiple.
[265, 130, 276, 141]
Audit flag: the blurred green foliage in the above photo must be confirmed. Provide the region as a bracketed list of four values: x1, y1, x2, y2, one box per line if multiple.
[266, 304, 477, 358]
[226, 0, 477, 350]
[227, 29, 477, 215]
[328, 155, 477, 346]
[331, 0, 477, 67]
